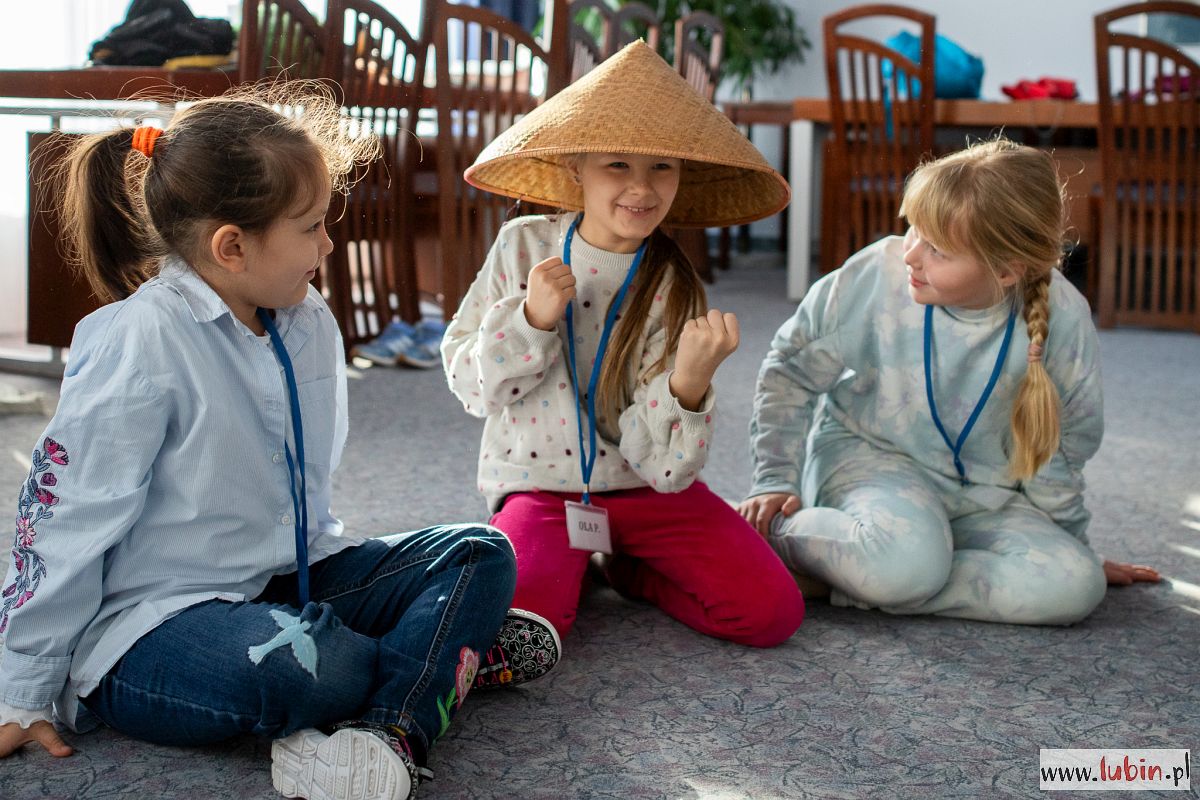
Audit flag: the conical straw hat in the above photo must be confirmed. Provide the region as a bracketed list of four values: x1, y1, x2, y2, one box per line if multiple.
[464, 40, 789, 228]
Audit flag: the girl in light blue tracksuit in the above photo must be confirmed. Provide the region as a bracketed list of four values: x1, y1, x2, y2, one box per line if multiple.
[740, 139, 1158, 625]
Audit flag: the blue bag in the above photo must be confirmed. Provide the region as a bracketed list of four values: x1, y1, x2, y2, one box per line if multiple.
[884, 31, 984, 99]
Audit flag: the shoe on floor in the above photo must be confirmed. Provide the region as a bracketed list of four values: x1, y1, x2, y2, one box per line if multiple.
[395, 320, 446, 370]
[473, 608, 562, 689]
[351, 321, 417, 366]
[272, 727, 418, 800]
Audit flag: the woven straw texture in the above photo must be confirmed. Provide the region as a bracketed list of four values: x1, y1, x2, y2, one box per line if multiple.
[464, 41, 789, 228]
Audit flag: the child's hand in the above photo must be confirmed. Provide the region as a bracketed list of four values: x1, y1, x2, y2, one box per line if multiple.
[738, 492, 802, 536]
[523, 257, 576, 331]
[669, 309, 739, 411]
[1103, 559, 1160, 586]
[0, 720, 73, 758]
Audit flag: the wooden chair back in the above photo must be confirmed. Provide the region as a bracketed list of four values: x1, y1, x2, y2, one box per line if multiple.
[322, 0, 426, 349]
[430, 2, 553, 317]
[239, 0, 324, 82]
[1094, 1, 1200, 330]
[674, 11, 724, 102]
[608, 2, 661, 54]
[568, 0, 613, 82]
[666, 11, 726, 283]
[821, 4, 935, 273]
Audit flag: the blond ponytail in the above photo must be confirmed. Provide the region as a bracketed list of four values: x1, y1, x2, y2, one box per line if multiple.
[1009, 273, 1060, 479]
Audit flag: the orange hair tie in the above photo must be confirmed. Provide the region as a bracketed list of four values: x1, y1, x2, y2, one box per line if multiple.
[131, 126, 163, 158]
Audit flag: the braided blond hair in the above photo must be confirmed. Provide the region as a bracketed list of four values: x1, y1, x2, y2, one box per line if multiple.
[1010, 273, 1059, 478]
[900, 138, 1067, 480]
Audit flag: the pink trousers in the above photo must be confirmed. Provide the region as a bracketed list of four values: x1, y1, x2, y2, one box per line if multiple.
[490, 481, 805, 647]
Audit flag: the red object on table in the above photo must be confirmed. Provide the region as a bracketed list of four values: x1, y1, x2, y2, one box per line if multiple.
[1002, 76, 1078, 101]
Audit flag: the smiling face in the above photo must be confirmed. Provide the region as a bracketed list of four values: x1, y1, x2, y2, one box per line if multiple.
[902, 226, 1018, 309]
[237, 171, 334, 315]
[570, 152, 682, 253]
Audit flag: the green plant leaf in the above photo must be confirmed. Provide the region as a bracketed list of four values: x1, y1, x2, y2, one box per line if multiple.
[616, 0, 811, 91]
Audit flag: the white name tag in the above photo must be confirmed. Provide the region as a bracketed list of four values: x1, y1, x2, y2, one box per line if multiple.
[565, 500, 612, 553]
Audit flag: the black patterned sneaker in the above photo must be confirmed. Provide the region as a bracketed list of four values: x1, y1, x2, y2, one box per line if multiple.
[271, 723, 429, 800]
[473, 608, 562, 689]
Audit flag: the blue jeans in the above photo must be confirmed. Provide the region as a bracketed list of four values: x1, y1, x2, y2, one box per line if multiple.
[82, 525, 515, 762]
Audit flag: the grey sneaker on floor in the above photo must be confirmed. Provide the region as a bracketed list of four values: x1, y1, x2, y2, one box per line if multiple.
[473, 608, 562, 689]
[351, 321, 417, 367]
[272, 727, 418, 800]
[396, 320, 446, 370]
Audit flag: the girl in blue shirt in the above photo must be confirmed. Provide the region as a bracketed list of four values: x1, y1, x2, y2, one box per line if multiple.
[741, 139, 1158, 625]
[0, 85, 536, 800]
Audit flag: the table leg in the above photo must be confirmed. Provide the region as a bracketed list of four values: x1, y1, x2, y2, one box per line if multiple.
[787, 120, 816, 301]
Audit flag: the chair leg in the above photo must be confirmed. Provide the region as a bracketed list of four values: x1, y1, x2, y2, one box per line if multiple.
[1086, 195, 1101, 311]
[717, 227, 731, 270]
[671, 227, 713, 283]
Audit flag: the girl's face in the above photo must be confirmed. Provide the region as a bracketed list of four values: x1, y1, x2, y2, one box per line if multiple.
[571, 152, 682, 253]
[902, 226, 1018, 309]
[241, 177, 334, 314]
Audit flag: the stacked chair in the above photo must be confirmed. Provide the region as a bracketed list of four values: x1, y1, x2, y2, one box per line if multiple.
[1093, 1, 1200, 330]
[321, 0, 426, 345]
[820, 4, 936, 274]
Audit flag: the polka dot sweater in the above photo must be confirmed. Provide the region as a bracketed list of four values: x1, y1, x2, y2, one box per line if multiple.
[442, 213, 716, 512]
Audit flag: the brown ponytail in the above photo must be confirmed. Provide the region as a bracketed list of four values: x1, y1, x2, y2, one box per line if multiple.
[56, 128, 161, 302]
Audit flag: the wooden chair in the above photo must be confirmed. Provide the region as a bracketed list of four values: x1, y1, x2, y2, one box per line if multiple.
[608, 2, 661, 54]
[1093, 1, 1200, 331]
[238, 0, 324, 82]
[674, 11, 724, 102]
[429, 2, 554, 317]
[321, 0, 426, 349]
[670, 11, 726, 282]
[568, 0, 613, 82]
[821, 4, 935, 274]
[27, 133, 102, 349]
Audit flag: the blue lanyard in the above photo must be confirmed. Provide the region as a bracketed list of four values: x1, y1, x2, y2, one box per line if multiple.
[257, 308, 310, 606]
[923, 303, 1017, 486]
[563, 216, 648, 504]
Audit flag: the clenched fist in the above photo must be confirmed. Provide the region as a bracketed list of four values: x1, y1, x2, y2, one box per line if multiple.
[669, 309, 739, 410]
[523, 257, 577, 331]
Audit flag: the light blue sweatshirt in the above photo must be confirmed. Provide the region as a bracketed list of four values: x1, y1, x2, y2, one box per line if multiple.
[749, 236, 1103, 542]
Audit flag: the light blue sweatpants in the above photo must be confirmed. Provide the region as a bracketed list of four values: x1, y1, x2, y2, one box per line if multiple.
[768, 447, 1107, 625]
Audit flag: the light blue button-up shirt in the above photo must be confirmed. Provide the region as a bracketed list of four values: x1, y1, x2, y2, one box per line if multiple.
[0, 258, 357, 729]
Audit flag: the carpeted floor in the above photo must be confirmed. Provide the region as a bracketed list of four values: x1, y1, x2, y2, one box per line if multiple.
[0, 251, 1197, 799]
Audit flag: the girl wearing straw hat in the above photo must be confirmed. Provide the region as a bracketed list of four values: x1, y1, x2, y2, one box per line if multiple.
[442, 41, 805, 662]
[740, 139, 1158, 624]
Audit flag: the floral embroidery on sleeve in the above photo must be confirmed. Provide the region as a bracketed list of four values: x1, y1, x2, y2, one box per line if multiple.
[1, 437, 69, 634]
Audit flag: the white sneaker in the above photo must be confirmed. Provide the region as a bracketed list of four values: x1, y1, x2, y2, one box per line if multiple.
[271, 727, 416, 800]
